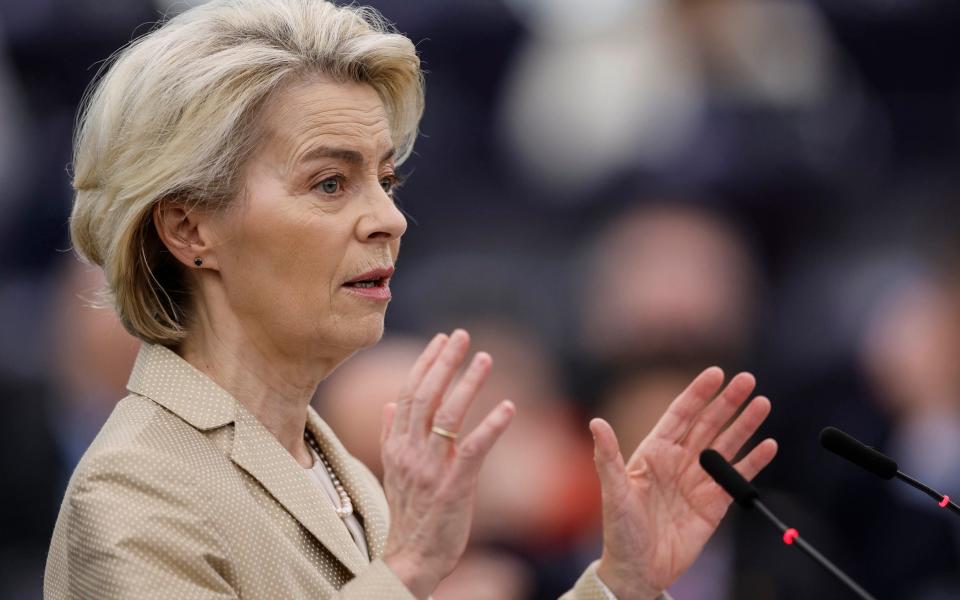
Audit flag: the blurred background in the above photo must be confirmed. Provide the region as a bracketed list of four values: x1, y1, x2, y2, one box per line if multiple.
[2, 0, 960, 598]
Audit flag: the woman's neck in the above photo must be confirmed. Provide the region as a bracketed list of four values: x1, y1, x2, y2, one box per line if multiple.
[178, 311, 341, 468]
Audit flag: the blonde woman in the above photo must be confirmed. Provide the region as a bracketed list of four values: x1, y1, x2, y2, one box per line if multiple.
[45, 1, 778, 598]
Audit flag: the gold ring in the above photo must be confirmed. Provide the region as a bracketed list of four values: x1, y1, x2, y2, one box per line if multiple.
[430, 425, 459, 441]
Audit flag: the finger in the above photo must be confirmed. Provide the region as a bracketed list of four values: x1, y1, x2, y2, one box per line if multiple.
[679, 372, 756, 451]
[393, 333, 449, 435]
[734, 438, 778, 482]
[453, 400, 516, 479]
[711, 395, 771, 460]
[428, 352, 493, 454]
[409, 329, 471, 436]
[649, 366, 725, 443]
[381, 402, 397, 447]
[590, 418, 629, 508]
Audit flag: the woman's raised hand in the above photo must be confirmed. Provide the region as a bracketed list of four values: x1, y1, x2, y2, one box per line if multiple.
[380, 330, 515, 599]
[592, 367, 778, 600]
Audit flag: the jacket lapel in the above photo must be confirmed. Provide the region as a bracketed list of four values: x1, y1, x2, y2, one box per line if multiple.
[230, 402, 369, 576]
[127, 344, 369, 576]
[307, 410, 389, 559]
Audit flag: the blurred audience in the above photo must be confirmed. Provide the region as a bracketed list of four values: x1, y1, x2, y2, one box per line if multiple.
[498, 0, 878, 201]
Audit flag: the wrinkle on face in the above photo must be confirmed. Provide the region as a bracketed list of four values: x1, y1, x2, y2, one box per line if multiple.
[254, 78, 394, 186]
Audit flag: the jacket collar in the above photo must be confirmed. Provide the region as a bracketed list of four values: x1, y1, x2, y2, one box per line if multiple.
[126, 343, 235, 430]
[126, 343, 382, 574]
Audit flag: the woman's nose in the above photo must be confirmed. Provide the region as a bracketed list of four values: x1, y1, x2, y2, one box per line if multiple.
[358, 186, 407, 241]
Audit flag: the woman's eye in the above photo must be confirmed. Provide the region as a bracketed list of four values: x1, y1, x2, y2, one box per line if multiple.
[316, 177, 341, 194]
[380, 175, 397, 195]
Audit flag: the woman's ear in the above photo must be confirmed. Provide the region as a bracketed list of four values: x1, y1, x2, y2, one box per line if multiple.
[152, 199, 219, 271]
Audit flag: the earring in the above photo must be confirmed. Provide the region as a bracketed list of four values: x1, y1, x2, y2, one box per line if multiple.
[194, 257, 203, 268]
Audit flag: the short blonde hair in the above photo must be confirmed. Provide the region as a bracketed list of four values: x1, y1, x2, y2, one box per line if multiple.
[70, 0, 424, 345]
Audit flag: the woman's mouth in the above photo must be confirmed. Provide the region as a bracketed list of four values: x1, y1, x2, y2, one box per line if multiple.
[342, 267, 394, 301]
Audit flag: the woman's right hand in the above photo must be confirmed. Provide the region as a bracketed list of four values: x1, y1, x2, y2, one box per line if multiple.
[380, 329, 516, 599]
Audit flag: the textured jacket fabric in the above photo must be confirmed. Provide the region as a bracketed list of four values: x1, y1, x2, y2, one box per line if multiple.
[44, 343, 619, 599]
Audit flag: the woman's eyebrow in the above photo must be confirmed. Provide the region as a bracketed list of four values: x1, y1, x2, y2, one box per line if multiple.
[296, 145, 397, 166]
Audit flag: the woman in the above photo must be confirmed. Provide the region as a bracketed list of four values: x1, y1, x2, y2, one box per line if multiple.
[45, 1, 778, 598]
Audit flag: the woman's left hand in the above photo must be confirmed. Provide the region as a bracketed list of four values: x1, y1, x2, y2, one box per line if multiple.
[591, 367, 778, 600]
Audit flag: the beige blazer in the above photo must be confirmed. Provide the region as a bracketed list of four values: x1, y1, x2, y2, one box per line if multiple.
[44, 344, 613, 599]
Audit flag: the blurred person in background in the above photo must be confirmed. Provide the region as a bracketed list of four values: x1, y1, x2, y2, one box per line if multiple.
[579, 203, 758, 383]
[498, 0, 876, 203]
[44, 1, 778, 599]
[860, 272, 960, 501]
[48, 260, 139, 475]
[851, 262, 960, 599]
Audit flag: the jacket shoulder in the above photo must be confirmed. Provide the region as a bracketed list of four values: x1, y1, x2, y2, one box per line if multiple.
[79, 393, 228, 476]
[46, 395, 237, 598]
[59, 392, 237, 535]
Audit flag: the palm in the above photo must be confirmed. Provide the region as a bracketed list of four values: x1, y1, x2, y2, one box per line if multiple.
[592, 368, 778, 598]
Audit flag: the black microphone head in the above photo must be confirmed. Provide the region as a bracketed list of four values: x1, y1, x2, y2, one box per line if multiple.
[699, 449, 759, 509]
[819, 426, 898, 480]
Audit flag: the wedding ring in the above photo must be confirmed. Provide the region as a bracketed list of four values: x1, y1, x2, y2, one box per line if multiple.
[430, 425, 459, 441]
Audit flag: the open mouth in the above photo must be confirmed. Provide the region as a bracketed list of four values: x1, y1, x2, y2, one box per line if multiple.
[344, 277, 387, 289]
[342, 267, 394, 291]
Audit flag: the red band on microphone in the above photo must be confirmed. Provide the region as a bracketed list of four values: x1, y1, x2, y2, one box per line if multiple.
[939, 495, 950, 508]
[783, 528, 799, 545]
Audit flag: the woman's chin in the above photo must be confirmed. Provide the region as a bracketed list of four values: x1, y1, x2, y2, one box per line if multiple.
[326, 313, 387, 351]
[355, 319, 387, 349]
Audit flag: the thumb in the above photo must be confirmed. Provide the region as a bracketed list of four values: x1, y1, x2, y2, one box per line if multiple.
[590, 418, 628, 503]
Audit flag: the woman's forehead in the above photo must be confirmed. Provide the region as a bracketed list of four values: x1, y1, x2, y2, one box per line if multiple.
[258, 78, 393, 166]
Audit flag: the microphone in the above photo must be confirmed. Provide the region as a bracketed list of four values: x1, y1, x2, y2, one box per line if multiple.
[819, 426, 960, 517]
[699, 449, 877, 600]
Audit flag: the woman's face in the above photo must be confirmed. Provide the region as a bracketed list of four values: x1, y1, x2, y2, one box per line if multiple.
[206, 77, 407, 361]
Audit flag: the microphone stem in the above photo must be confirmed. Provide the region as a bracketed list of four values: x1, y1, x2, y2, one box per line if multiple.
[753, 499, 789, 531]
[896, 471, 960, 516]
[753, 500, 877, 600]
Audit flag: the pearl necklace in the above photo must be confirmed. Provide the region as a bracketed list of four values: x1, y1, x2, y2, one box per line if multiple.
[304, 431, 354, 519]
